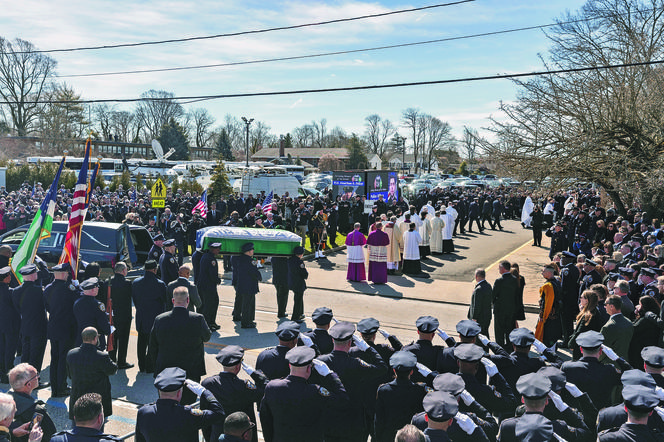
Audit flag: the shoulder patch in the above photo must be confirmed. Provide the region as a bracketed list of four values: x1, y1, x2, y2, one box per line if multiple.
[490, 385, 502, 398]
[300, 263, 305, 268]
[425, 386, 434, 394]
[189, 407, 204, 416]
[245, 379, 256, 390]
[98, 302, 106, 312]
[170, 257, 175, 264]
[562, 269, 568, 276]
[211, 260, 217, 266]
[358, 359, 371, 368]
[318, 386, 330, 397]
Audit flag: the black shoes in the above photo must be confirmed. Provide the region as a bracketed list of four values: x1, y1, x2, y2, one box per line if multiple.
[241, 322, 257, 329]
[118, 363, 135, 369]
[36, 382, 50, 390]
[52, 387, 71, 398]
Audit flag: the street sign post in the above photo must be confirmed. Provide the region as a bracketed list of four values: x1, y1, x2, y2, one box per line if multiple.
[151, 178, 166, 208]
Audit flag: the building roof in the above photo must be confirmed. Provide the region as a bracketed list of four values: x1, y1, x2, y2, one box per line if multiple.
[252, 147, 349, 160]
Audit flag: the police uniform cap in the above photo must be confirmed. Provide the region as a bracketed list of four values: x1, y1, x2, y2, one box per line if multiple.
[389, 351, 418, 371]
[163, 239, 176, 247]
[285, 346, 316, 367]
[584, 258, 598, 266]
[432, 373, 465, 395]
[422, 391, 458, 422]
[415, 315, 439, 333]
[620, 369, 656, 389]
[241, 242, 254, 253]
[154, 367, 187, 391]
[562, 251, 576, 259]
[51, 262, 71, 272]
[144, 260, 158, 270]
[18, 264, 37, 275]
[641, 267, 657, 277]
[515, 414, 554, 442]
[311, 307, 333, 325]
[642, 346, 664, 368]
[0, 266, 12, 277]
[453, 343, 484, 363]
[209, 242, 221, 249]
[647, 254, 658, 261]
[622, 385, 660, 412]
[516, 373, 552, 399]
[575, 330, 604, 349]
[536, 366, 566, 392]
[618, 267, 634, 275]
[329, 321, 355, 341]
[80, 277, 99, 290]
[215, 345, 244, 366]
[293, 246, 305, 255]
[630, 235, 644, 244]
[455, 320, 481, 337]
[275, 321, 300, 341]
[357, 317, 380, 334]
[153, 234, 165, 241]
[509, 328, 535, 347]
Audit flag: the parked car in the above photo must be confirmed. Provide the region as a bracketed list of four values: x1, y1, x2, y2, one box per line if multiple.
[0, 221, 153, 279]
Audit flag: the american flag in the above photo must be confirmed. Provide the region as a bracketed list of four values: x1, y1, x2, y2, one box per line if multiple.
[59, 140, 91, 279]
[262, 191, 274, 214]
[192, 189, 208, 218]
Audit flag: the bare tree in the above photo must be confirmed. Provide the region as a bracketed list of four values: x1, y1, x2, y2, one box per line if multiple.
[420, 115, 455, 172]
[364, 114, 395, 159]
[292, 124, 315, 148]
[221, 114, 244, 152]
[462, 126, 480, 167]
[111, 110, 134, 142]
[0, 38, 57, 136]
[402, 108, 426, 173]
[312, 118, 327, 148]
[94, 104, 114, 140]
[134, 89, 184, 140]
[251, 120, 273, 153]
[37, 83, 87, 153]
[189, 108, 216, 148]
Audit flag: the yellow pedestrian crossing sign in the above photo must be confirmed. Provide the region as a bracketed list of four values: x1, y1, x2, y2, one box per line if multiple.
[151, 179, 167, 199]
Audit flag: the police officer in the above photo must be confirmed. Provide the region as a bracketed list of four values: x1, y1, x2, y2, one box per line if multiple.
[159, 239, 179, 285]
[44, 262, 79, 397]
[108, 263, 133, 369]
[560, 251, 581, 345]
[198, 243, 222, 330]
[270, 256, 289, 318]
[170, 213, 187, 266]
[303, 307, 334, 355]
[255, 321, 301, 380]
[287, 246, 307, 323]
[437, 320, 481, 375]
[598, 385, 663, 441]
[403, 316, 455, 383]
[201, 346, 269, 442]
[231, 243, 261, 329]
[259, 346, 348, 442]
[149, 234, 164, 278]
[640, 268, 659, 300]
[0, 266, 19, 384]
[12, 264, 48, 381]
[579, 258, 602, 296]
[641, 346, 664, 388]
[73, 278, 111, 351]
[135, 367, 226, 442]
[131, 261, 167, 373]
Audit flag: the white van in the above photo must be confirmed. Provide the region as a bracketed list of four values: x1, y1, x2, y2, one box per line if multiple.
[233, 172, 302, 197]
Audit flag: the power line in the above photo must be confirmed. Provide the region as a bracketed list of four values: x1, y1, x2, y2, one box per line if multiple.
[10, 0, 475, 55]
[5, 59, 664, 106]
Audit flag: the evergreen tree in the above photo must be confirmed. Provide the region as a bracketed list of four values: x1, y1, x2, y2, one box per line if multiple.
[214, 129, 234, 161]
[346, 134, 368, 169]
[158, 118, 190, 160]
[210, 158, 233, 199]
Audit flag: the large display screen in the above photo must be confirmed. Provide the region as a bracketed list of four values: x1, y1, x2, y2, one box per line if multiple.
[367, 171, 398, 203]
[333, 171, 365, 199]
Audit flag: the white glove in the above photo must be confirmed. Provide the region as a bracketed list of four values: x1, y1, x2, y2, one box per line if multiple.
[656, 387, 664, 401]
[378, 329, 390, 339]
[416, 362, 432, 377]
[481, 358, 498, 377]
[601, 345, 619, 361]
[548, 391, 569, 412]
[312, 359, 331, 376]
[436, 329, 450, 341]
[532, 339, 547, 353]
[352, 334, 370, 351]
[553, 434, 567, 442]
[565, 382, 583, 398]
[241, 361, 254, 375]
[185, 379, 206, 397]
[299, 333, 314, 347]
[459, 389, 475, 406]
[478, 334, 489, 346]
[331, 317, 339, 324]
[656, 407, 664, 421]
[454, 412, 477, 435]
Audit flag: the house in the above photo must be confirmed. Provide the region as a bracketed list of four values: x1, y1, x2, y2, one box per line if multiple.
[385, 152, 440, 173]
[367, 154, 382, 169]
[251, 147, 350, 168]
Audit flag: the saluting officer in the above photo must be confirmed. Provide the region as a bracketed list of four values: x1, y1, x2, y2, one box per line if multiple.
[579, 258, 602, 296]
[73, 278, 111, 351]
[641, 346, 664, 388]
[303, 307, 334, 355]
[255, 321, 301, 380]
[0, 266, 19, 384]
[159, 239, 179, 285]
[598, 386, 663, 441]
[231, 243, 261, 329]
[198, 243, 222, 330]
[135, 367, 226, 442]
[287, 246, 308, 323]
[132, 260, 167, 373]
[201, 346, 269, 442]
[403, 316, 455, 383]
[44, 262, 79, 397]
[12, 264, 48, 379]
[436, 320, 482, 375]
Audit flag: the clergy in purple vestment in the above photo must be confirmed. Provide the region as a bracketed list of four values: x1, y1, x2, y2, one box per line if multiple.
[345, 222, 367, 281]
[367, 222, 390, 284]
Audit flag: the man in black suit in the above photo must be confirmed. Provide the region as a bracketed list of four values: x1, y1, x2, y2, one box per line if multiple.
[231, 243, 261, 329]
[132, 260, 167, 373]
[206, 203, 222, 226]
[167, 266, 202, 313]
[492, 260, 519, 351]
[150, 287, 211, 405]
[287, 246, 308, 323]
[468, 268, 493, 338]
[108, 263, 134, 369]
[66, 327, 117, 421]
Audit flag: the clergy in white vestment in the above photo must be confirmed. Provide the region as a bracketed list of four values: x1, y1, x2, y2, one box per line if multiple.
[418, 208, 432, 259]
[521, 195, 534, 228]
[441, 208, 456, 253]
[384, 216, 402, 273]
[402, 222, 422, 275]
[429, 211, 444, 254]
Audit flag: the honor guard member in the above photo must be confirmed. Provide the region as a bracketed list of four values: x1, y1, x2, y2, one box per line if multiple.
[255, 321, 301, 380]
[598, 385, 663, 441]
[12, 264, 48, 379]
[135, 367, 226, 442]
[73, 278, 111, 351]
[191, 247, 203, 286]
[259, 346, 349, 442]
[353, 317, 403, 365]
[374, 351, 430, 442]
[287, 246, 307, 323]
[640, 268, 659, 300]
[51, 393, 122, 442]
[0, 267, 19, 384]
[642, 346, 664, 388]
[44, 263, 79, 397]
[201, 346, 269, 442]
[159, 239, 179, 285]
[418, 390, 491, 442]
[560, 251, 581, 345]
[270, 256, 289, 318]
[403, 316, 455, 383]
[497, 372, 590, 442]
[561, 331, 622, 410]
[316, 321, 387, 442]
[303, 307, 334, 355]
[131, 260, 167, 373]
[108, 263, 134, 369]
[454, 344, 516, 416]
[149, 234, 165, 278]
[597, 369, 664, 434]
[198, 243, 222, 330]
[437, 320, 482, 375]
[579, 258, 602, 296]
[231, 243, 261, 329]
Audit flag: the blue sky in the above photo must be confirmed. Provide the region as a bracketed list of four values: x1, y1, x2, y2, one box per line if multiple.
[1, 0, 588, 141]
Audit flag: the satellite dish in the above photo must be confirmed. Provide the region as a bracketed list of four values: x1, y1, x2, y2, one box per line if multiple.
[152, 139, 175, 161]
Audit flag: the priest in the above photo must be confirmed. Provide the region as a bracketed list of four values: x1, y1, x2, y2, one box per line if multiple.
[384, 215, 402, 274]
[441, 207, 456, 254]
[367, 222, 390, 284]
[429, 211, 444, 255]
[345, 223, 367, 281]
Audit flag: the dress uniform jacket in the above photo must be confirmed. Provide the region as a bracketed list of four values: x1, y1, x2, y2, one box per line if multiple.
[259, 373, 348, 442]
[109, 274, 133, 325]
[497, 411, 588, 442]
[561, 356, 621, 409]
[51, 426, 121, 441]
[287, 255, 307, 292]
[412, 411, 491, 442]
[149, 307, 211, 379]
[159, 251, 179, 285]
[135, 390, 225, 442]
[44, 280, 79, 341]
[598, 422, 663, 441]
[492, 273, 519, 345]
[131, 272, 167, 335]
[167, 277, 202, 312]
[597, 402, 664, 433]
[579, 269, 602, 296]
[458, 371, 516, 415]
[231, 255, 260, 295]
[0, 280, 20, 343]
[148, 244, 163, 263]
[303, 329, 333, 355]
[66, 343, 117, 420]
[402, 339, 449, 383]
[12, 280, 47, 338]
[198, 252, 221, 290]
[200, 370, 269, 442]
[374, 378, 429, 442]
[485, 343, 553, 390]
[73, 295, 111, 348]
[255, 345, 290, 380]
